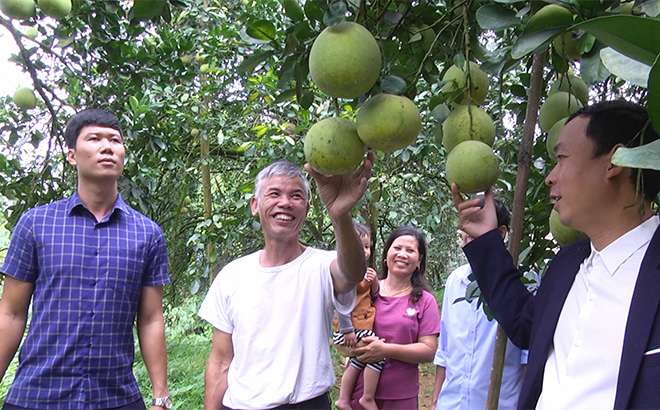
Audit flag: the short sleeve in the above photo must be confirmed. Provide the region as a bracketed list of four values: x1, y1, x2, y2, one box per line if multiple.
[334, 287, 357, 316]
[418, 291, 441, 337]
[198, 269, 234, 334]
[434, 288, 451, 367]
[1, 210, 38, 282]
[142, 226, 170, 287]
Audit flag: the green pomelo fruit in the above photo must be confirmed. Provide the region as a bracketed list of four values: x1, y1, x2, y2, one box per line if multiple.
[309, 21, 382, 99]
[442, 105, 495, 154]
[180, 55, 191, 65]
[549, 209, 587, 246]
[13, 87, 37, 109]
[539, 91, 582, 132]
[524, 4, 574, 34]
[356, 93, 421, 151]
[304, 117, 366, 175]
[132, 0, 165, 20]
[546, 117, 568, 161]
[553, 32, 582, 61]
[26, 27, 38, 37]
[446, 140, 500, 194]
[0, 0, 35, 19]
[38, 0, 71, 19]
[548, 75, 589, 105]
[441, 61, 489, 106]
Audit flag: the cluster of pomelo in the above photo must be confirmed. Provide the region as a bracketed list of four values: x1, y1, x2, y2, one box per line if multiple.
[439, 61, 499, 194]
[542, 74, 589, 160]
[303, 21, 422, 175]
[0, 0, 71, 20]
[542, 73, 589, 245]
[2, 0, 73, 111]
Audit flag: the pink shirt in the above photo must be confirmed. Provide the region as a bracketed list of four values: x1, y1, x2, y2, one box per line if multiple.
[353, 289, 440, 400]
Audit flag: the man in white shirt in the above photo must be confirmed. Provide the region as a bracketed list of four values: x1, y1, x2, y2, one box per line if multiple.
[199, 155, 373, 410]
[451, 100, 660, 409]
[432, 198, 527, 410]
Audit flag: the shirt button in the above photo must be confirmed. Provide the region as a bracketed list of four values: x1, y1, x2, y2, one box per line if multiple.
[94, 250, 99, 255]
[91, 280, 96, 286]
[90, 312, 95, 317]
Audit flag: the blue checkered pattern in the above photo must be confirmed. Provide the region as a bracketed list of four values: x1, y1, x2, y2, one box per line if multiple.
[1, 192, 170, 410]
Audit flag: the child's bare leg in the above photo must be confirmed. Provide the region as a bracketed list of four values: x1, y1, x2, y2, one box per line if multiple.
[335, 364, 361, 410]
[358, 366, 381, 410]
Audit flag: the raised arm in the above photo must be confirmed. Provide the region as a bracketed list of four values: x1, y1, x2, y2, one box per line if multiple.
[305, 151, 374, 294]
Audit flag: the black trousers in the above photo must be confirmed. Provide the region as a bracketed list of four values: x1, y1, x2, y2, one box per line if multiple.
[222, 392, 331, 410]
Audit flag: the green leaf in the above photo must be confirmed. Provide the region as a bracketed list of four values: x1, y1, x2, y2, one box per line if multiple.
[611, 139, 660, 171]
[431, 104, 450, 122]
[476, 4, 520, 31]
[571, 15, 660, 66]
[648, 54, 660, 130]
[303, 0, 324, 22]
[599, 47, 651, 87]
[246, 20, 277, 42]
[280, 0, 304, 22]
[129, 96, 139, 111]
[323, 2, 347, 27]
[380, 75, 406, 95]
[237, 51, 275, 74]
[511, 27, 565, 60]
[580, 41, 611, 84]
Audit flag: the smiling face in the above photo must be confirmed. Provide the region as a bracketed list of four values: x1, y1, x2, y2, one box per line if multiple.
[385, 234, 422, 279]
[250, 175, 310, 243]
[67, 125, 125, 183]
[545, 115, 614, 233]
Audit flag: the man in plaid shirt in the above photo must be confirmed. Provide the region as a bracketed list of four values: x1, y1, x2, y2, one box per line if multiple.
[0, 109, 172, 410]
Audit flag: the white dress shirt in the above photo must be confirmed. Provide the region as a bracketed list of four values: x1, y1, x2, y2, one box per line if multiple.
[537, 216, 660, 410]
[435, 264, 527, 410]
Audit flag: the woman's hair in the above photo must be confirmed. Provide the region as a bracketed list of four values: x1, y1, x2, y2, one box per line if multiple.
[380, 225, 429, 303]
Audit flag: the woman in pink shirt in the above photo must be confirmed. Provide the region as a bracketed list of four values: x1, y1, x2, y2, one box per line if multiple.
[341, 225, 440, 409]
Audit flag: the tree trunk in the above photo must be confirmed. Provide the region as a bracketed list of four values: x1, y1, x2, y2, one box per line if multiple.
[486, 51, 547, 409]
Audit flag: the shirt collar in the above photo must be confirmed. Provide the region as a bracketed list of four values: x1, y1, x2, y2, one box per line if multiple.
[67, 190, 129, 219]
[587, 215, 659, 276]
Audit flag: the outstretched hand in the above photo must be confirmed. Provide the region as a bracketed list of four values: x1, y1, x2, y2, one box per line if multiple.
[305, 151, 374, 220]
[451, 184, 498, 240]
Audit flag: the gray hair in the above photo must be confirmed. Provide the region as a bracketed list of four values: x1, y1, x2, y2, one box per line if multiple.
[254, 160, 310, 202]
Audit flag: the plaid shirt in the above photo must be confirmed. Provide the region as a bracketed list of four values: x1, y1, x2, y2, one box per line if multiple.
[1, 192, 170, 410]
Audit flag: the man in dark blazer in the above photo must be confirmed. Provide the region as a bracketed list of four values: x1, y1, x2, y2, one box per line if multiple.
[451, 100, 660, 410]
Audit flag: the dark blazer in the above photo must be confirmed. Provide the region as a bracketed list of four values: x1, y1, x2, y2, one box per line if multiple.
[463, 217, 660, 410]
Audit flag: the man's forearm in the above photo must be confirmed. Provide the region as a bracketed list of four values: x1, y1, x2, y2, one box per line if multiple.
[137, 318, 169, 398]
[0, 313, 26, 382]
[204, 363, 229, 410]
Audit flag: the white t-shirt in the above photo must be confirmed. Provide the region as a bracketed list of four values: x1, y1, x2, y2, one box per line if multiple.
[198, 247, 356, 410]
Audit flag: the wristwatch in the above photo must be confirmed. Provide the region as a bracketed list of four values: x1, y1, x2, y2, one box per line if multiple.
[152, 396, 173, 409]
